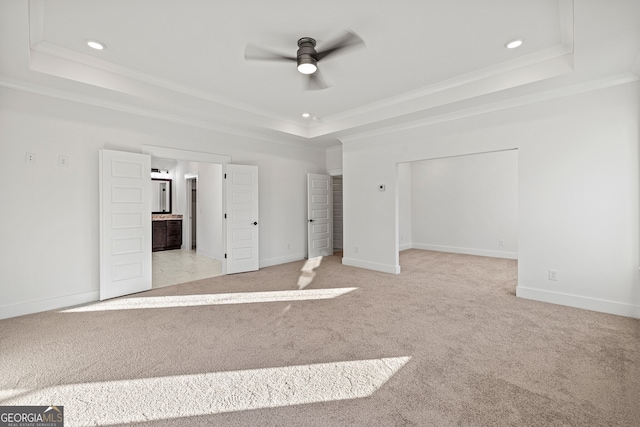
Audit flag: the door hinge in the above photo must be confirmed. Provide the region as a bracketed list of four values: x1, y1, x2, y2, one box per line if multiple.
[224, 213, 227, 219]
[224, 253, 227, 259]
[224, 173, 227, 179]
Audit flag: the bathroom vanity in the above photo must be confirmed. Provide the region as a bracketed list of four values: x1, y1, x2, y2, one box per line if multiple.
[152, 215, 182, 251]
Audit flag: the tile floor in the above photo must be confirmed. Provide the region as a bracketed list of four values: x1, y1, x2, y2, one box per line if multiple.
[152, 249, 223, 288]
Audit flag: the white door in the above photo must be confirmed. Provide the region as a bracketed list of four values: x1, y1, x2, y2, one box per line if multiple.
[225, 164, 259, 274]
[307, 173, 333, 258]
[99, 149, 152, 300]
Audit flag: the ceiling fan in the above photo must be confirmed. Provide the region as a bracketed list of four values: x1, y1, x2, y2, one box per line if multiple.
[244, 30, 365, 90]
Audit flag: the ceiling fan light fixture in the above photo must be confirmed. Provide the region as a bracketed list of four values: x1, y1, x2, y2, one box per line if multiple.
[244, 31, 364, 90]
[297, 57, 317, 74]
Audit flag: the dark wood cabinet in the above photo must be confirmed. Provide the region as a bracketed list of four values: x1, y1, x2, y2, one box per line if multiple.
[152, 221, 167, 251]
[152, 220, 182, 251]
[166, 220, 182, 248]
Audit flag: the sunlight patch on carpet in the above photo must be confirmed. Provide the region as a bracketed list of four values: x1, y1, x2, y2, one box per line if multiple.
[0, 389, 29, 401]
[298, 256, 323, 289]
[2, 357, 411, 425]
[60, 288, 358, 312]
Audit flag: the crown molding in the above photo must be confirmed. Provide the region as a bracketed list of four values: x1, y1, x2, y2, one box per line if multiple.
[27, 42, 312, 139]
[310, 46, 574, 139]
[26, 0, 578, 145]
[325, 45, 572, 125]
[0, 76, 326, 152]
[27, 0, 307, 134]
[311, 0, 575, 138]
[339, 72, 640, 144]
[31, 41, 304, 128]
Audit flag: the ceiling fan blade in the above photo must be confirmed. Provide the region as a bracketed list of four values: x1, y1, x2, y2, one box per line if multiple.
[306, 70, 329, 91]
[315, 30, 365, 61]
[244, 44, 296, 62]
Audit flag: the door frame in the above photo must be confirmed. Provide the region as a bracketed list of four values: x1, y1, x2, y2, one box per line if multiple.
[100, 146, 261, 296]
[184, 173, 198, 252]
[142, 146, 231, 275]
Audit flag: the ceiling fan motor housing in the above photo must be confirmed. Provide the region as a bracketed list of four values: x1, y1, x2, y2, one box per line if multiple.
[297, 37, 317, 73]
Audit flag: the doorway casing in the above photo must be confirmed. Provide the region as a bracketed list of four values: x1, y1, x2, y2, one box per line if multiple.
[184, 173, 198, 253]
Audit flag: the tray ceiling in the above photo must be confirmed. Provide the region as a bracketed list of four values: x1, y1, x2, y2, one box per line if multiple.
[1, 0, 639, 147]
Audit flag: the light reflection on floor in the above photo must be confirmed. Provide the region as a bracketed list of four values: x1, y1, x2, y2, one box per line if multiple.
[1, 357, 411, 425]
[297, 256, 323, 289]
[60, 287, 358, 313]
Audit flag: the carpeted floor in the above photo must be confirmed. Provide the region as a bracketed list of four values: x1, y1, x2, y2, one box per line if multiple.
[1, 250, 639, 426]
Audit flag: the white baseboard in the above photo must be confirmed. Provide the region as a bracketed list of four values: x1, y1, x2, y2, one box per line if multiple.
[412, 243, 518, 260]
[399, 243, 413, 251]
[0, 290, 100, 320]
[342, 257, 400, 274]
[516, 285, 640, 319]
[260, 253, 306, 268]
[196, 248, 223, 260]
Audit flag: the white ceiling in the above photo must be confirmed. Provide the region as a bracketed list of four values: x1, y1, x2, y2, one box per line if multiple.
[1, 0, 639, 148]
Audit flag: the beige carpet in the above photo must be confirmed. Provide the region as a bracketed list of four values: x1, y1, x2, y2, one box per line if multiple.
[1, 250, 639, 426]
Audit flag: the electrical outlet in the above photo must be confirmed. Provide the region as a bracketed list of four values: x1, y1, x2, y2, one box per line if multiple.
[355, 246, 359, 254]
[58, 155, 69, 167]
[498, 240, 504, 246]
[25, 152, 36, 164]
[548, 269, 558, 281]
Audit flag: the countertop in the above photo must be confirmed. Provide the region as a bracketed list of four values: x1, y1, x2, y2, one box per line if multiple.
[152, 214, 183, 221]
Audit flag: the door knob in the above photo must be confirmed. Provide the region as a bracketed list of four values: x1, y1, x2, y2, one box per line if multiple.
[309, 219, 314, 222]
[253, 221, 258, 225]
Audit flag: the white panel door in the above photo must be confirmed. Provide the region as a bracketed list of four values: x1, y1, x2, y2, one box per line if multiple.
[225, 164, 259, 274]
[99, 149, 152, 300]
[307, 173, 333, 258]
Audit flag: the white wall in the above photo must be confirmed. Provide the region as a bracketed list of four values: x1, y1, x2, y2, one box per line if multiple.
[342, 82, 640, 318]
[196, 163, 223, 259]
[326, 146, 343, 176]
[397, 162, 413, 251]
[176, 161, 223, 259]
[409, 150, 518, 259]
[0, 87, 325, 319]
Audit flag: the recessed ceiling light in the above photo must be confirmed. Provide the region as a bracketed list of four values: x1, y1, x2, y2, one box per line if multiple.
[505, 38, 524, 49]
[302, 113, 311, 118]
[86, 39, 106, 50]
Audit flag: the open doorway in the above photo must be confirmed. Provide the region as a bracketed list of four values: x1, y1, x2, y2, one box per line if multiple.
[101, 146, 259, 299]
[184, 174, 198, 252]
[151, 160, 223, 288]
[333, 176, 343, 258]
[191, 179, 197, 250]
[397, 150, 518, 285]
